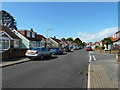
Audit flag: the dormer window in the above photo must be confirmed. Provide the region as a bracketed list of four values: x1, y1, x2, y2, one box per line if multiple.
[32, 32, 35, 38]
[27, 31, 30, 37]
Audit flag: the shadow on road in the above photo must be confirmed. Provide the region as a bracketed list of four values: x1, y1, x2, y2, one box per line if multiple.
[58, 53, 67, 55]
[33, 56, 58, 61]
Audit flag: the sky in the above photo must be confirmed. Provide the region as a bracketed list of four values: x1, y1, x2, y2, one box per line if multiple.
[2, 2, 118, 43]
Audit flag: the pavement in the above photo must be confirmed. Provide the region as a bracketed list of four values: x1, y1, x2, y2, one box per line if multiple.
[2, 49, 89, 88]
[88, 50, 119, 89]
[0, 57, 30, 67]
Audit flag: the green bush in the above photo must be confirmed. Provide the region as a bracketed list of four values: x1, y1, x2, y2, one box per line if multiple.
[95, 46, 99, 49]
[102, 46, 105, 49]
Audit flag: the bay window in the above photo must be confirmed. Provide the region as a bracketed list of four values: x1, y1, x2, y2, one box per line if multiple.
[0, 37, 10, 51]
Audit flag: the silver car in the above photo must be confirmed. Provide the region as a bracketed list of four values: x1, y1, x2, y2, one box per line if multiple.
[25, 47, 52, 60]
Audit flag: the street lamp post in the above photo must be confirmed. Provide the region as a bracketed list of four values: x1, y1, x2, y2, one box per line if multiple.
[46, 28, 53, 39]
[46, 28, 53, 48]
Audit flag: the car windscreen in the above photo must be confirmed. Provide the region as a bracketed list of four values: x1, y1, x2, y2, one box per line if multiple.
[86, 47, 91, 48]
[30, 48, 41, 50]
[51, 48, 59, 50]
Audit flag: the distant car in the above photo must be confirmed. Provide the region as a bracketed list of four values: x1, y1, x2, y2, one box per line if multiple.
[25, 47, 52, 60]
[74, 46, 80, 50]
[64, 47, 72, 52]
[86, 46, 92, 51]
[49, 47, 63, 55]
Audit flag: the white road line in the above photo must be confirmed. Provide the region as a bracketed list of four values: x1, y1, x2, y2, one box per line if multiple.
[89, 52, 92, 62]
[87, 63, 91, 89]
[93, 55, 96, 61]
[89, 55, 92, 62]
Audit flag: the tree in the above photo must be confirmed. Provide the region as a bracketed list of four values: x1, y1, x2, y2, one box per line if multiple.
[102, 38, 113, 49]
[73, 38, 82, 46]
[61, 38, 66, 41]
[66, 37, 74, 41]
[74, 38, 82, 43]
[0, 10, 17, 30]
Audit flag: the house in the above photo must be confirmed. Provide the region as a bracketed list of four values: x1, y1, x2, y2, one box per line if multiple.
[38, 35, 52, 48]
[0, 26, 21, 51]
[13, 28, 42, 49]
[113, 31, 120, 38]
[48, 36, 62, 47]
[60, 41, 68, 48]
[113, 31, 120, 48]
[66, 41, 78, 49]
[112, 31, 120, 49]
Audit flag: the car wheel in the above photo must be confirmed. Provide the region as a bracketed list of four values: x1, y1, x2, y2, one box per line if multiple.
[49, 53, 52, 58]
[40, 55, 44, 60]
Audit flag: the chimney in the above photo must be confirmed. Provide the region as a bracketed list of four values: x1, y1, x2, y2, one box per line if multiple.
[30, 28, 33, 32]
[54, 36, 56, 39]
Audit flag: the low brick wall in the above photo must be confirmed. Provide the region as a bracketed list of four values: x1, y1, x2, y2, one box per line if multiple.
[1, 49, 27, 60]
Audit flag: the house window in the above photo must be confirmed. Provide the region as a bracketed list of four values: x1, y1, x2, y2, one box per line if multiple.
[14, 40, 19, 48]
[32, 32, 35, 38]
[27, 31, 30, 37]
[0, 38, 10, 51]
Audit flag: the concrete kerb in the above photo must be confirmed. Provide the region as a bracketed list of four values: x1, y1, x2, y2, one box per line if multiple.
[0, 58, 31, 68]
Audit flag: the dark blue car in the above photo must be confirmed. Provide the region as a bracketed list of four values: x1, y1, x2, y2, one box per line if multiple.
[49, 47, 63, 55]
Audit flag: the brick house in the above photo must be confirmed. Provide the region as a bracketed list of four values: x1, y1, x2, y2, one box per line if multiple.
[48, 36, 62, 47]
[0, 26, 21, 51]
[112, 31, 120, 49]
[37, 34, 52, 48]
[13, 28, 42, 49]
[66, 41, 78, 49]
[60, 41, 68, 48]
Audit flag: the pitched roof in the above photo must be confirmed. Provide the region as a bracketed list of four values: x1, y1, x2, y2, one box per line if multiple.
[1, 26, 21, 39]
[60, 41, 67, 44]
[18, 30, 45, 41]
[0, 31, 4, 34]
[36, 34, 46, 40]
[51, 38, 61, 43]
[109, 37, 120, 42]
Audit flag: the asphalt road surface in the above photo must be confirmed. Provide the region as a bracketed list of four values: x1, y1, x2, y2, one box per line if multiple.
[2, 49, 89, 88]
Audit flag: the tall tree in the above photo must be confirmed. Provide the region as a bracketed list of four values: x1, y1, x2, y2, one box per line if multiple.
[102, 38, 113, 49]
[66, 37, 74, 41]
[0, 10, 17, 30]
[61, 38, 66, 41]
[74, 38, 82, 46]
[74, 38, 82, 43]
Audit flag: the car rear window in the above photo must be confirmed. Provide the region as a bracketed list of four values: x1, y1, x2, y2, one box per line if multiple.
[51, 48, 59, 50]
[30, 48, 41, 50]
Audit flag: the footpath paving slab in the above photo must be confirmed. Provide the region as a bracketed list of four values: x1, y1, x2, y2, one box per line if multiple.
[0, 58, 30, 67]
[90, 64, 115, 88]
[88, 51, 119, 89]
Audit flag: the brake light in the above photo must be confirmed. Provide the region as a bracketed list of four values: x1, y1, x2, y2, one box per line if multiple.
[35, 51, 39, 54]
[26, 50, 28, 53]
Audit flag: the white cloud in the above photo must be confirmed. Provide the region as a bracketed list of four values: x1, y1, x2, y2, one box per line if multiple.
[77, 27, 118, 43]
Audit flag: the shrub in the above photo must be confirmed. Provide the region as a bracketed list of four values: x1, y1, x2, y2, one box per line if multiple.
[102, 46, 105, 50]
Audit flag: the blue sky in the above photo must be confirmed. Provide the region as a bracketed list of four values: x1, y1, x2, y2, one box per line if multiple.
[2, 2, 118, 42]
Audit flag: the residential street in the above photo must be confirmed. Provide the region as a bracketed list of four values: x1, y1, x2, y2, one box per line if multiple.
[1, 3, 119, 89]
[2, 49, 89, 88]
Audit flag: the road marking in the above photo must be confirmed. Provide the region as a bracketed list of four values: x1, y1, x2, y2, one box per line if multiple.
[89, 55, 92, 62]
[87, 63, 91, 89]
[93, 55, 96, 61]
[89, 52, 96, 61]
[89, 52, 92, 62]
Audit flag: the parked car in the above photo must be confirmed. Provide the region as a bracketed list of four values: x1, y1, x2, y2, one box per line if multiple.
[64, 47, 72, 52]
[86, 46, 92, 51]
[49, 47, 64, 55]
[74, 46, 80, 50]
[25, 47, 52, 60]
